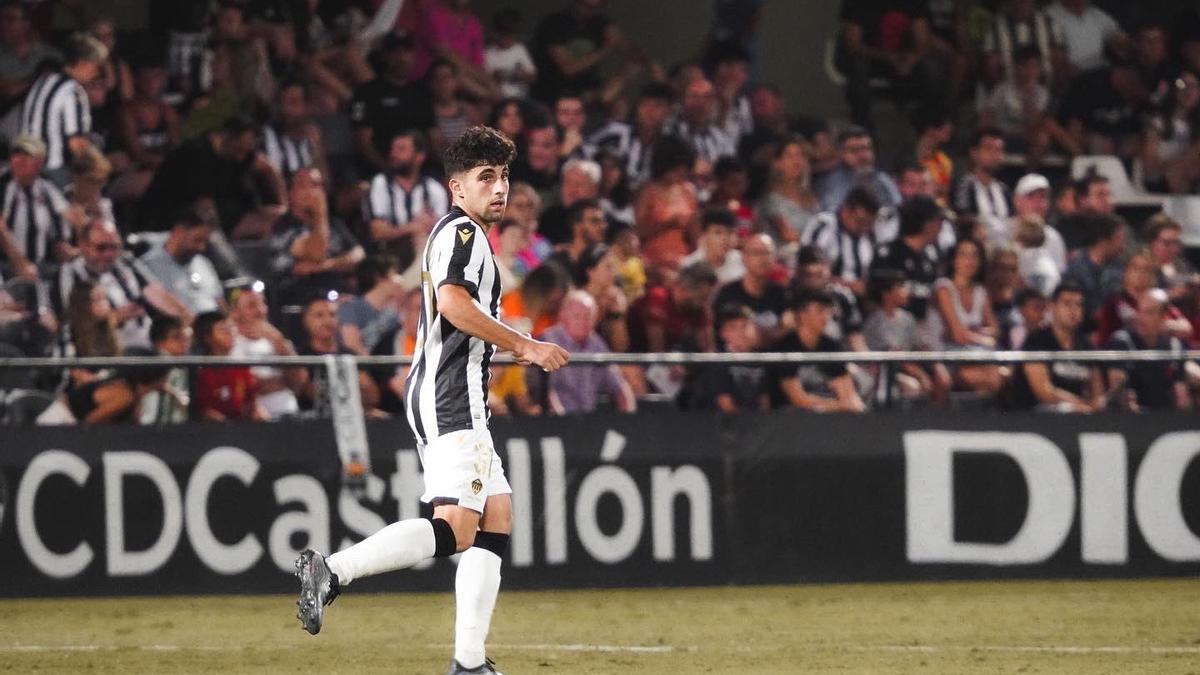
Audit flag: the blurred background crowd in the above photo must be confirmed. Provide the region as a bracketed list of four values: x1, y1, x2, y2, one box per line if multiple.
[1, 0, 1199, 425]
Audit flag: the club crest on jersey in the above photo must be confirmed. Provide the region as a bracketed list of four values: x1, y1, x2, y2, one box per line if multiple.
[470, 478, 483, 495]
[458, 227, 473, 244]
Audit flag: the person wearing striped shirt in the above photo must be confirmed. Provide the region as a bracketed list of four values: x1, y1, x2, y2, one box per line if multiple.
[801, 186, 880, 297]
[260, 80, 330, 181]
[952, 128, 1012, 234]
[364, 129, 447, 268]
[664, 77, 737, 164]
[294, 127, 568, 675]
[981, 0, 1067, 87]
[579, 82, 672, 189]
[0, 135, 70, 278]
[54, 219, 191, 349]
[18, 32, 107, 182]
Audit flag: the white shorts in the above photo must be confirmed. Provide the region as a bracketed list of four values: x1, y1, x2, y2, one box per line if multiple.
[418, 427, 511, 513]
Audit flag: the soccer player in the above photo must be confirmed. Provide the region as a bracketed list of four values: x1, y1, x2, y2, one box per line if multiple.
[293, 126, 570, 675]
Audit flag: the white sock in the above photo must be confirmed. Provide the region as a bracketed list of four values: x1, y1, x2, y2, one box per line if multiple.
[326, 518, 436, 586]
[454, 547, 502, 669]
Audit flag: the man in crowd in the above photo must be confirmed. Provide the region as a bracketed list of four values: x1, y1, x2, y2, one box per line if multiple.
[269, 168, 365, 301]
[713, 233, 789, 346]
[872, 196, 943, 326]
[1106, 288, 1191, 411]
[682, 207, 744, 285]
[1009, 173, 1067, 271]
[581, 81, 672, 189]
[953, 128, 1011, 230]
[1058, 173, 1115, 251]
[364, 129, 448, 268]
[814, 126, 900, 212]
[1008, 282, 1107, 412]
[541, 290, 636, 415]
[771, 288, 865, 413]
[690, 303, 770, 413]
[349, 33, 434, 175]
[140, 203, 223, 315]
[0, 135, 70, 277]
[539, 158, 600, 246]
[18, 32, 105, 183]
[1063, 213, 1126, 318]
[802, 186, 880, 297]
[547, 198, 606, 278]
[665, 76, 737, 164]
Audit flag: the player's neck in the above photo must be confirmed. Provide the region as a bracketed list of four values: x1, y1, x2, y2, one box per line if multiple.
[454, 201, 493, 233]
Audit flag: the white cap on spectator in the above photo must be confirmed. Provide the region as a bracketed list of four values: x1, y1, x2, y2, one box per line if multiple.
[11, 135, 46, 158]
[1015, 173, 1050, 197]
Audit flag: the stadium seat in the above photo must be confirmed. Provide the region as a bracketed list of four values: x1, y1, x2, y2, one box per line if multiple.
[1070, 156, 1165, 208]
[4, 389, 55, 426]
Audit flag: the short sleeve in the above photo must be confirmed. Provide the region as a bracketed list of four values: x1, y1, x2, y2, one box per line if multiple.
[366, 174, 392, 222]
[431, 221, 487, 296]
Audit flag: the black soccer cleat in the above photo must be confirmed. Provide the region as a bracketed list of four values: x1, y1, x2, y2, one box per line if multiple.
[294, 549, 340, 635]
[444, 657, 503, 675]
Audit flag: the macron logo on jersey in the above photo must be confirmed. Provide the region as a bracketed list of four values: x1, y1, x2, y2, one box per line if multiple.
[458, 227, 474, 245]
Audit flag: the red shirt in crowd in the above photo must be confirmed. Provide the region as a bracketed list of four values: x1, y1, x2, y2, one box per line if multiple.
[195, 366, 257, 420]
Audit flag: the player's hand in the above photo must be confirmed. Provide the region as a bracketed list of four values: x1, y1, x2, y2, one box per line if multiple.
[513, 337, 570, 372]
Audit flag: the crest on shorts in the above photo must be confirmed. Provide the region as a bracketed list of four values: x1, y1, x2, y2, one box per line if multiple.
[458, 227, 473, 244]
[470, 478, 483, 495]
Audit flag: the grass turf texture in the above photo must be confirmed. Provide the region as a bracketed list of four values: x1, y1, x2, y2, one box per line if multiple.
[1, 579, 1197, 674]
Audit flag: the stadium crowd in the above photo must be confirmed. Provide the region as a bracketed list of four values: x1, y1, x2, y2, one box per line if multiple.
[0, 0, 1199, 425]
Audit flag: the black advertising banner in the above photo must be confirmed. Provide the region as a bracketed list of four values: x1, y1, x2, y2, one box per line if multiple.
[1, 411, 1198, 597]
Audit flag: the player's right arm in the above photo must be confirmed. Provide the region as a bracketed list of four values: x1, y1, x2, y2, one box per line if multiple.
[437, 285, 568, 371]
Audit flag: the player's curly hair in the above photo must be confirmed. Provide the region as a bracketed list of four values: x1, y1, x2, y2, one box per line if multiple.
[444, 126, 516, 177]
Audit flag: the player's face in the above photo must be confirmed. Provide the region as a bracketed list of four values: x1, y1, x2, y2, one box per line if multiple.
[453, 164, 510, 225]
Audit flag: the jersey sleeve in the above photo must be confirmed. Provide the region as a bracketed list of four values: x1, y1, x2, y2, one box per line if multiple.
[430, 221, 488, 297]
[365, 174, 392, 222]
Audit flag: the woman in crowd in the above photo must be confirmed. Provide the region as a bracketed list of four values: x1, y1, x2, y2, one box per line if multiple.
[55, 346, 168, 425]
[576, 244, 630, 353]
[1096, 248, 1193, 346]
[634, 135, 699, 275]
[228, 284, 301, 420]
[928, 238, 1006, 395]
[757, 135, 819, 248]
[1142, 70, 1200, 194]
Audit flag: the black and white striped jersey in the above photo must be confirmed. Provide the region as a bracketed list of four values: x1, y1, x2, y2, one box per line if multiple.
[54, 255, 157, 348]
[802, 212, 876, 285]
[261, 125, 315, 178]
[953, 174, 1012, 222]
[664, 117, 737, 163]
[19, 71, 91, 171]
[404, 206, 501, 444]
[363, 173, 449, 231]
[579, 120, 655, 187]
[0, 171, 69, 265]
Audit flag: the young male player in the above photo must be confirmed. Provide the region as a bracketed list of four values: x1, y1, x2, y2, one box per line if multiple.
[294, 126, 570, 675]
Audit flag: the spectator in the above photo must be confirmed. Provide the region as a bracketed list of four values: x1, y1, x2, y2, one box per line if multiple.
[1058, 62, 1148, 160]
[554, 93, 587, 158]
[630, 260, 717, 353]
[139, 204, 224, 315]
[1062, 213, 1127, 319]
[1095, 248, 1192, 346]
[485, 8, 536, 99]
[1106, 288, 1191, 411]
[547, 198, 605, 278]
[1013, 217, 1061, 297]
[194, 310, 265, 422]
[771, 288, 865, 413]
[1008, 282, 1107, 412]
[510, 121, 560, 203]
[690, 303, 770, 413]
[349, 33, 435, 176]
[1057, 173, 1115, 251]
[0, 2, 60, 108]
[581, 82, 672, 189]
[18, 32, 106, 182]
[609, 222, 646, 302]
[541, 290, 636, 415]
[64, 279, 118, 358]
[836, 0, 937, 130]
[427, 59, 485, 155]
[708, 157, 753, 226]
[140, 315, 191, 425]
[530, 0, 622, 103]
[138, 115, 286, 239]
[711, 41, 753, 146]
[1044, 0, 1128, 74]
[912, 107, 954, 202]
[500, 262, 570, 339]
[1143, 214, 1197, 301]
[504, 182, 553, 274]
[884, 164, 955, 255]
[634, 135, 699, 273]
[814, 126, 900, 212]
[872, 196, 943, 326]
[270, 168, 366, 300]
[801, 186, 879, 296]
[1009, 173, 1067, 271]
[793, 245, 865, 350]
[540, 158, 600, 246]
[979, 46, 1061, 163]
[55, 219, 191, 349]
[683, 207, 745, 285]
[260, 80, 330, 182]
[986, 246, 1022, 346]
[111, 62, 180, 203]
[399, 0, 487, 83]
[338, 255, 403, 357]
[489, 98, 528, 142]
[756, 135, 819, 248]
[1133, 23, 1173, 109]
[953, 128, 1011, 231]
[713, 233, 789, 345]
[863, 269, 944, 405]
[295, 294, 381, 416]
[0, 135, 70, 276]
[229, 283, 301, 421]
[364, 129, 448, 266]
[596, 148, 635, 227]
[928, 238, 1006, 396]
[488, 361, 542, 417]
[576, 243, 629, 353]
[1006, 287, 1048, 349]
[1141, 70, 1200, 194]
[494, 217, 532, 292]
[665, 77, 738, 163]
[981, 0, 1067, 88]
[51, 346, 169, 424]
[737, 84, 789, 174]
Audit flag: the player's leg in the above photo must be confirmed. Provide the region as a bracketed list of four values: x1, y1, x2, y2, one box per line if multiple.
[450, 494, 511, 671]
